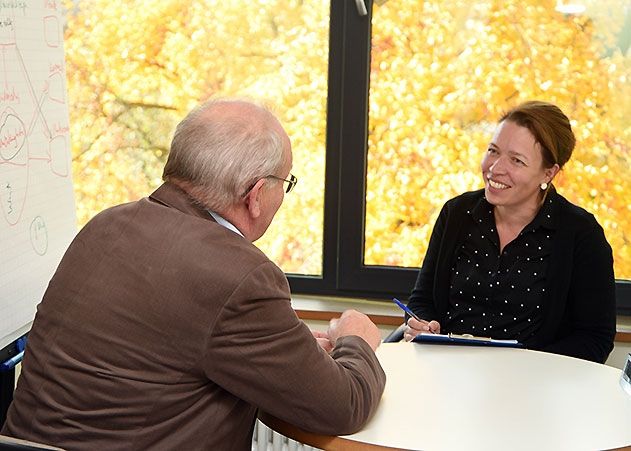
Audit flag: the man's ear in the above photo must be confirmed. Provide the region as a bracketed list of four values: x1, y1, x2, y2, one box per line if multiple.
[244, 178, 266, 219]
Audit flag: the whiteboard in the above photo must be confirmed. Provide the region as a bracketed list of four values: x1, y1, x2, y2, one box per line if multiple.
[0, 2, 76, 351]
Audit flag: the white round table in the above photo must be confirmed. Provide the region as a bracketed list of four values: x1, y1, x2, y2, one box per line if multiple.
[261, 342, 631, 450]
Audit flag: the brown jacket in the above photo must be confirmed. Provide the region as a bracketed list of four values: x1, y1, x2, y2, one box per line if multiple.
[2, 183, 385, 450]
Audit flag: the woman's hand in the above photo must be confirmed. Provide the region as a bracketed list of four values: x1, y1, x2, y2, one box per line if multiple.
[403, 317, 441, 342]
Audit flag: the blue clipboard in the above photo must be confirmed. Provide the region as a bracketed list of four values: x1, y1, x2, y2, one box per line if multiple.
[413, 333, 523, 348]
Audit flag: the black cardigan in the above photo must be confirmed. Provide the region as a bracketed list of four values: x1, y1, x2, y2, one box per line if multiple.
[408, 189, 616, 363]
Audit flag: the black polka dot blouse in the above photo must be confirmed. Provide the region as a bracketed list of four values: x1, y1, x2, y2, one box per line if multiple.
[444, 196, 555, 343]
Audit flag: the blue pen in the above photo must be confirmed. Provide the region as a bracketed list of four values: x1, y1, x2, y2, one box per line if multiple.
[392, 298, 422, 322]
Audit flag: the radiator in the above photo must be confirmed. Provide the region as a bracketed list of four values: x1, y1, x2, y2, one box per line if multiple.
[251, 420, 321, 451]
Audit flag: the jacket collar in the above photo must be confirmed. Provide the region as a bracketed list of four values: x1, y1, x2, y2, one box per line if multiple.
[148, 182, 212, 221]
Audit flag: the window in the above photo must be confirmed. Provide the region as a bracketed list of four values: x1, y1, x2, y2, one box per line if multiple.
[66, 0, 631, 312]
[65, 0, 329, 276]
[291, 0, 631, 314]
[365, 0, 631, 280]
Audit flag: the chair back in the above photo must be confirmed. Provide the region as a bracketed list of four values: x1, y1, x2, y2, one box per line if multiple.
[383, 323, 406, 342]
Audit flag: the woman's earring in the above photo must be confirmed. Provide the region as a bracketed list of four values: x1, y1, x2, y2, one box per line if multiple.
[540, 182, 548, 190]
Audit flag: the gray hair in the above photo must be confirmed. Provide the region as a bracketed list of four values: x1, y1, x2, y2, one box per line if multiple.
[163, 98, 286, 211]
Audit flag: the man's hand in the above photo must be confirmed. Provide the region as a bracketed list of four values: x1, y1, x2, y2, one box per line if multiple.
[327, 309, 382, 351]
[312, 329, 334, 353]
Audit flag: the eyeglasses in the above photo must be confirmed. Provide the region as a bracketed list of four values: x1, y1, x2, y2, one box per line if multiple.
[267, 173, 298, 194]
[243, 173, 298, 197]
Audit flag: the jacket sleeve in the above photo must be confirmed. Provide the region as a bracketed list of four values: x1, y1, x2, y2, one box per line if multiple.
[201, 262, 386, 435]
[407, 201, 450, 321]
[541, 219, 616, 363]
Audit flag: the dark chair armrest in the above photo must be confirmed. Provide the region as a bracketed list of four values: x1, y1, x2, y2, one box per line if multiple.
[383, 323, 406, 343]
[0, 435, 64, 450]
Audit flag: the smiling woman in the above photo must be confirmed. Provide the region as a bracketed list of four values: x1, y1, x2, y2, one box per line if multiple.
[483, 121, 560, 237]
[482, 101, 573, 251]
[404, 101, 617, 364]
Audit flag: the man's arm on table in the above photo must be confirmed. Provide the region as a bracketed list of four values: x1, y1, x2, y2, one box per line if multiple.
[202, 262, 386, 435]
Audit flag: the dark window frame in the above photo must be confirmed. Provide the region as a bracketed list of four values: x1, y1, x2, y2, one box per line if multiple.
[286, 0, 631, 316]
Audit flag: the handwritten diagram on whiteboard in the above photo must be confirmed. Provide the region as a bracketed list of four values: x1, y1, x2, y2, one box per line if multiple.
[0, 1, 77, 350]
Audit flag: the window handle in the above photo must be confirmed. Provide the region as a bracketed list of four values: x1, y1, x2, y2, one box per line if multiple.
[354, 0, 367, 16]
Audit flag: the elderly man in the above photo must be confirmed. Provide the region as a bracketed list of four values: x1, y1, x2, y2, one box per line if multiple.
[2, 99, 386, 450]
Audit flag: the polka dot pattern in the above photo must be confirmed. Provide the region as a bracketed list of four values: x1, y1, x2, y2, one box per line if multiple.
[445, 196, 555, 342]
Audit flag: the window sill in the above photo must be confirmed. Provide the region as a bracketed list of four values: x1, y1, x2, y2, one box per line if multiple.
[291, 295, 631, 343]
[291, 294, 402, 326]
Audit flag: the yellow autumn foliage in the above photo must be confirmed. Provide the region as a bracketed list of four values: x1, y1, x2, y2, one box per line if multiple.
[64, 0, 329, 275]
[366, 0, 630, 278]
[63, 0, 630, 279]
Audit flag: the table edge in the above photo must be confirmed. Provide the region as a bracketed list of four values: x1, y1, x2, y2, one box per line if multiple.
[258, 412, 410, 451]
